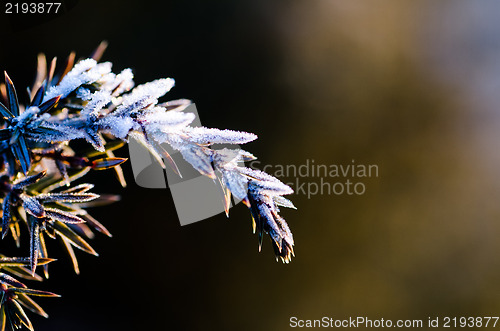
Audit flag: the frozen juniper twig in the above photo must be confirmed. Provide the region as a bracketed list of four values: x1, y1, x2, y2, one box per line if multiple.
[0, 43, 295, 330]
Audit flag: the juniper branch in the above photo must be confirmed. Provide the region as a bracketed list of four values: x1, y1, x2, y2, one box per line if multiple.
[0, 43, 296, 330]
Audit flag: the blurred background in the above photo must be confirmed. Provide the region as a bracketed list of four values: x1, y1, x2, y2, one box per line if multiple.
[2, 0, 500, 330]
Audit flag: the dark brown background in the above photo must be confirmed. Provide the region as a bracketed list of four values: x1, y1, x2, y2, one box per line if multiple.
[2, 1, 500, 330]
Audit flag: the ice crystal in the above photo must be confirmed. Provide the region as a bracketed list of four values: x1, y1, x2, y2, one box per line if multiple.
[121, 78, 175, 106]
[181, 127, 258, 145]
[43, 59, 112, 102]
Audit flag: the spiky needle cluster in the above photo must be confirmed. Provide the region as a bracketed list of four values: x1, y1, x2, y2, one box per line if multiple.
[0, 43, 295, 330]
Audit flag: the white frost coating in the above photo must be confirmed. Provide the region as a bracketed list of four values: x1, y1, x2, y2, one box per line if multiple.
[182, 127, 257, 145]
[113, 96, 152, 117]
[76, 87, 92, 100]
[113, 69, 135, 95]
[109, 79, 175, 118]
[101, 68, 135, 96]
[257, 203, 283, 242]
[28, 121, 85, 142]
[14, 53, 296, 261]
[212, 148, 255, 167]
[273, 196, 296, 209]
[12, 53, 296, 262]
[27, 112, 51, 128]
[81, 90, 112, 117]
[43, 59, 112, 102]
[222, 171, 248, 200]
[98, 116, 136, 139]
[151, 130, 185, 150]
[237, 167, 286, 185]
[248, 179, 294, 196]
[236, 166, 293, 196]
[18, 106, 40, 123]
[121, 78, 175, 107]
[178, 144, 215, 177]
[143, 107, 195, 130]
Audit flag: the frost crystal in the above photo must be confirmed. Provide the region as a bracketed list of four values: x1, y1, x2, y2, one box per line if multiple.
[142, 106, 195, 130]
[43, 59, 112, 102]
[81, 90, 112, 117]
[121, 78, 175, 108]
[182, 127, 258, 145]
[101, 68, 135, 96]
